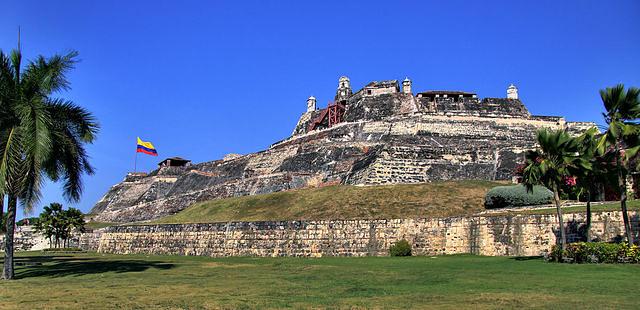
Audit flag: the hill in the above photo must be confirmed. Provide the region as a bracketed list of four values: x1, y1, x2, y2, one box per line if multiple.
[153, 180, 504, 224]
[91, 76, 595, 223]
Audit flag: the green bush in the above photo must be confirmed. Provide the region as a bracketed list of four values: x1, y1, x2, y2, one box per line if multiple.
[389, 239, 412, 257]
[547, 242, 640, 264]
[484, 185, 553, 209]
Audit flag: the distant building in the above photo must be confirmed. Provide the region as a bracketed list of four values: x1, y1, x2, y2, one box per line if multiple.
[158, 157, 191, 168]
[416, 90, 478, 102]
[360, 80, 400, 97]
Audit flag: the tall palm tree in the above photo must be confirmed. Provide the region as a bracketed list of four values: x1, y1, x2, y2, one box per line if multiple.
[598, 84, 640, 246]
[0, 47, 98, 280]
[575, 127, 613, 242]
[522, 129, 591, 250]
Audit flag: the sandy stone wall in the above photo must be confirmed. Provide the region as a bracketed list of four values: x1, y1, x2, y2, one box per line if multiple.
[93, 211, 639, 257]
[1, 226, 50, 251]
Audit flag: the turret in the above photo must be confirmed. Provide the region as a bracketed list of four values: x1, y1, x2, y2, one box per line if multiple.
[507, 84, 518, 100]
[402, 77, 412, 95]
[335, 76, 352, 102]
[306, 96, 317, 112]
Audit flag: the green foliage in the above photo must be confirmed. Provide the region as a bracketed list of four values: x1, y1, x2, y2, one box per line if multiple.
[1, 46, 98, 278]
[0, 47, 99, 211]
[484, 185, 553, 209]
[34, 202, 85, 248]
[548, 242, 640, 264]
[16, 216, 38, 226]
[521, 129, 591, 194]
[389, 239, 412, 256]
[598, 84, 640, 163]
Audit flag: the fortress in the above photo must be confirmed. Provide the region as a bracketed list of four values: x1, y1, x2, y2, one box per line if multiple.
[90, 77, 595, 223]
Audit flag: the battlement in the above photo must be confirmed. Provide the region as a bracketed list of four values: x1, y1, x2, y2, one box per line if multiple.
[293, 77, 533, 136]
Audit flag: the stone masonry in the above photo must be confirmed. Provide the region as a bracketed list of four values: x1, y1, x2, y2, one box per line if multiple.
[92, 210, 639, 257]
[90, 77, 596, 223]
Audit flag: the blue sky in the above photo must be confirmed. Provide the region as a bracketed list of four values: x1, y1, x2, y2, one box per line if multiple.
[2, 0, 639, 218]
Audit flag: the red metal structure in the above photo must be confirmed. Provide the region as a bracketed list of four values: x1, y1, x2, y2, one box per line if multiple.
[308, 101, 346, 131]
[328, 101, 345, 126]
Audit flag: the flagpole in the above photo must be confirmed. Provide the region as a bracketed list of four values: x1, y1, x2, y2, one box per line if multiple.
[134, 142, 138, 173]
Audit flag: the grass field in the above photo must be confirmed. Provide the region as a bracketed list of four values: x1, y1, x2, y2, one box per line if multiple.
[2, 252, 639, 309]
[154, 180, 504, 224]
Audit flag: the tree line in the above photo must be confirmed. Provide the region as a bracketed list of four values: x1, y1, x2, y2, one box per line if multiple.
[521, 85, 640, 250]
[34, 202, 86, 249]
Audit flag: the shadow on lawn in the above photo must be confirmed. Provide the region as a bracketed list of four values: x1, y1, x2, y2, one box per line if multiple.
[510, 256, 544, 261]
[12, 255, 175, 279]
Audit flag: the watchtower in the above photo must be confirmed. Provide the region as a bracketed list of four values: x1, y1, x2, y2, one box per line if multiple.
[307, 96, 317, 112]
[507, 84, 519, 100]
[402, 77, 412, 95]
[335, 76, 352, 102]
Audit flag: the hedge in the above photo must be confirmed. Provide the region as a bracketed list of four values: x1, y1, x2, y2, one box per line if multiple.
[484, 185, 553, 209]
[547, 242, 640, 264]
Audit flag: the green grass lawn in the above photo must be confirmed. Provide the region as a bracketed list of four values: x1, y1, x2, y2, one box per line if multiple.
[2, 252, 639, 309]
[154, 180, 504, 224]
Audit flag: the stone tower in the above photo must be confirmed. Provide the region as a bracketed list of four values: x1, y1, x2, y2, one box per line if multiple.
[402, 77, 412, 95]
[335, 76, 352, 102]
[306, 96, 317, 112]
[507, 84, 518, 100]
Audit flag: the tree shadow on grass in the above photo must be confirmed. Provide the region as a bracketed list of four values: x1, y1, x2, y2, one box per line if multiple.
[12, 255, 175, 279]
[510, 256, 544, 261]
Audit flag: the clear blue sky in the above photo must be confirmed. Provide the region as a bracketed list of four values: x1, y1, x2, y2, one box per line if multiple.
[2, 0, 639, 219]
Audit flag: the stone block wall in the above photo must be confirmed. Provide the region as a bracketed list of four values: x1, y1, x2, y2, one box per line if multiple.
[92, 211, 639, 257]
[0, 226, 49, 251]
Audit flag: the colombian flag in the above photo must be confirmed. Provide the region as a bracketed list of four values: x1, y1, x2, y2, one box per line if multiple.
[136, 137, 158, 156]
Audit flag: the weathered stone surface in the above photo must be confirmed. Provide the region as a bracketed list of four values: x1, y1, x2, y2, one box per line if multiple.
[90, 211, 639, 257]
[91, 80, 596, 223]
[1, 226, 53, 251]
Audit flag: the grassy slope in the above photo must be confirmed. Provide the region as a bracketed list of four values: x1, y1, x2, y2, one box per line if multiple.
[2, 252, 639, 309]
[154, 180, 504, 224]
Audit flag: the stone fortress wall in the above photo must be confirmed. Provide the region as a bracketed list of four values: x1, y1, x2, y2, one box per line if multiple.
[0, 226, 50, 251]
[90, 76, 597, 223]
[88, 210, 639, 257]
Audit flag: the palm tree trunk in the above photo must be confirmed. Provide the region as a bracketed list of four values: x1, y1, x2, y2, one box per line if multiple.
[0, 194, 4, 231]
[616, 149, 634, 246]
[2, 195, 18, 280]
[553, 185, 567, 250]
[586, 190, 592, 242]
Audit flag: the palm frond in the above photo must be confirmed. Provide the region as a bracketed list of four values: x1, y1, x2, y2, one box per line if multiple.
[22, 51, 78, 96]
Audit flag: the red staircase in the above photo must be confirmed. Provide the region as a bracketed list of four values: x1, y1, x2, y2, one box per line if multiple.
[309, 101, 346, 131]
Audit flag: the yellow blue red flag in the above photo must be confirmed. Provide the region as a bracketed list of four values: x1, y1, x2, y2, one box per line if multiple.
[136, 137, 158, 156]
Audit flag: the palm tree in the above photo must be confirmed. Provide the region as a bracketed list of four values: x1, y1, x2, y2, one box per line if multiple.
[0, 46, 98, 280]
[575, 127, 613, 242]
[598, 84, 640, 246]
[522, 129, 591, 250]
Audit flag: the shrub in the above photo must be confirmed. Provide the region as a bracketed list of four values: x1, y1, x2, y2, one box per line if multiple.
[547, 242, 640, 264]
[484, 185, 553, 209]
[389, 239, 412, 257]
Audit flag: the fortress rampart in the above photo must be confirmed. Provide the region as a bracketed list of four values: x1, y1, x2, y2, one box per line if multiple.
[90, 77, 596, 223]
[86, 210, 639, 257]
